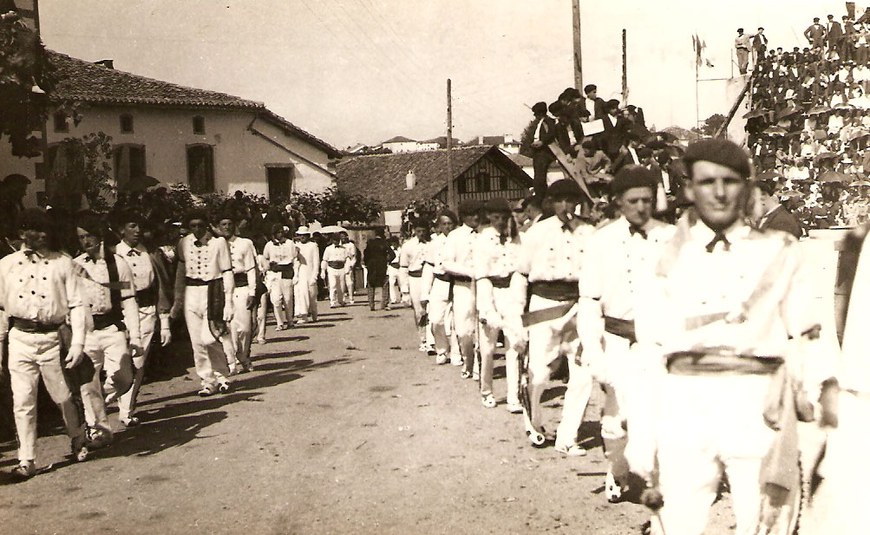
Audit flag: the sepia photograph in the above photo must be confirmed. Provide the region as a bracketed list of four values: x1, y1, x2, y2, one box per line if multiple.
[0, 1, 866, 533]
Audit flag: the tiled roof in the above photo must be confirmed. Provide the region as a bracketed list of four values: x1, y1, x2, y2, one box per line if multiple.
[336, 145, 531, 210]
[46, 50, 341, 157]
[47, 50, 263, 109]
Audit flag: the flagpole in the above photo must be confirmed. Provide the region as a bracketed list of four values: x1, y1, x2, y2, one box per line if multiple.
[695, 40, 700, 130]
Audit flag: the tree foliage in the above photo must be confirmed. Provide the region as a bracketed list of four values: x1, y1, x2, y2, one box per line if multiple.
[0, 15, 57, 156]
[287, 187, 381, 225]
[48, 132, 114, 212]
[692, 113, 727, 137]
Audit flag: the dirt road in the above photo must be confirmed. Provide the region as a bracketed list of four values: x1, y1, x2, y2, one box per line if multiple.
[0, 299, 738, 534]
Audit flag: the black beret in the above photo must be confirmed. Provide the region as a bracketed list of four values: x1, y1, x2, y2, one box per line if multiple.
[532, 101, 547, 115]
[637, 147, 654, 159]
[584, 84, 597, 94]
[183, 208, 210, 226]
[458, 199, 483, 217]
[546, 179, 583, 200]
[559, 87, 581, 101]
[548, 101, 565, 116]
[75, 210, 104, 236]
[484, 198, 511, 213]
[610, 165, 658, 196]
[112, 208, 144, 227]
[17, 208, 51, 232]
[683, 139, 752, 178]
[605, 99, 620, 110]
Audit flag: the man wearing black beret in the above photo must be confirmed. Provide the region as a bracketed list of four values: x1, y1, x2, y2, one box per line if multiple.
[516, 179, 594, 454]
[630, 139, 832, 534]
[578, 165, 675, 502]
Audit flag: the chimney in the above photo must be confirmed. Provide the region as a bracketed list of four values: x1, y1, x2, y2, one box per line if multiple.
[94, 59, 114, 69]
[478, 135, 483, 145]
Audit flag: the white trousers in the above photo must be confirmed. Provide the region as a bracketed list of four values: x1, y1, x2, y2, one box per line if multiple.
[7, 328, 85, 462]
[526, 295, 592, 447]
[802, 391, 870, 535]
[295, 281, 318, 320]
[269, 277, 294, 328]
[327, 267, 347, 307]
[255, 293, 268, 342]
[228, 287, 253, 364]
[428, 278, 454, 357]
[81, 325, 133, 432]
[118, 306, 157, 420]
[452, 280, 477, 374]
[655, 373, 775, 535]
[478, 286, 525, 404]
[183, 285, 230, 388]
[344, 268, 355, 303]
[387, 266, 401, 303]
[408, 275, 428, 345]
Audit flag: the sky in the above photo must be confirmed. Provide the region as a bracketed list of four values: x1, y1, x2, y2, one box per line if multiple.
[38, 0, 852, 149]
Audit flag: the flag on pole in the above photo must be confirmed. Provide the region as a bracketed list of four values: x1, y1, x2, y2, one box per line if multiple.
[693, 34, 715, 68]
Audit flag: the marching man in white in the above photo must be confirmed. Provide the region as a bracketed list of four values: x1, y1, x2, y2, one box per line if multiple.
[577, 165, 674, 501]
[218, 213, 257, 373]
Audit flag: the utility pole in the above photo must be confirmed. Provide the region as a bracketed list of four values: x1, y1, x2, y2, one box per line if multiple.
[572, 0, 582, 91]
[446, 78, 456, 212]
[621, 29, 628, 103]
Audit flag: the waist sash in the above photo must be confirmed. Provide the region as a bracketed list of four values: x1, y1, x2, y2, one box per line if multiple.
[10, 317, 62, 334]
[233, 272, 249, 287]
[407, 269, 423, 278]
[488, 276, 512, 289]
[604, 316, 636, 344]
[135, 283, 158, 307]
[185, 277, 211, 287]
[666, 351, 783, 376]
[529, 280, 579, 301]
[93, 312, 126, 332]
[327, 260, 345, 270]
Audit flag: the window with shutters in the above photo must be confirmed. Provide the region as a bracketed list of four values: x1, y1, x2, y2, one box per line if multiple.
[113, 144, 147, 190]
[266, 165, 295, 201]
[187, 144, 215, 194]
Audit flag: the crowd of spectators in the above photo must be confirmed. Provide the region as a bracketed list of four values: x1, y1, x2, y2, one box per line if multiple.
[747, 9, 870, 230]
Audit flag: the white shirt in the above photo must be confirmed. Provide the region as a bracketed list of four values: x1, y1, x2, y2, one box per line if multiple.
[115, 241, 155, 293]
[179, 233, 232, 281]
[73, 251, 136, 316]
[263, 238, 298, 267]
[0, 249, 84, 326]
[474, 226, 522, 280]
[296, 241, 320, 284]
[518, 215, 593, 282]
[636, 218, 817, 357]
[580, 217, 674, 321]
[442, 224, 477, 279]
[424, 233, 450, 276]
[399, 236, 428, 272]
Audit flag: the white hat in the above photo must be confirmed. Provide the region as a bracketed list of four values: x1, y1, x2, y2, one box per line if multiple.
[296, 225, 310, 235]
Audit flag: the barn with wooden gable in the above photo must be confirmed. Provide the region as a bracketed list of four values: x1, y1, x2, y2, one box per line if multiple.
[336, 145, 532, 230]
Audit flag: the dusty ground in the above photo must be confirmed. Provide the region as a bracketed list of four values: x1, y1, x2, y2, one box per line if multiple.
[0, 296, 743, 534]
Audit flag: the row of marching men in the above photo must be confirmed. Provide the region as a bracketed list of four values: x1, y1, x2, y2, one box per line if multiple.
[0, 206, 325, 480]
[396, 138, 864, 535]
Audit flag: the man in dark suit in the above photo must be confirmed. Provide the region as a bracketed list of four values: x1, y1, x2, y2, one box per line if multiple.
[529, 101, 556, 198]
[752, 27, 768, 64]
[550, 101, 584, 158]
[598, 100, 627, 160]
[827, 14, 844, 55]
[804, 17, 827, 50]
[756, 181, 802, 239]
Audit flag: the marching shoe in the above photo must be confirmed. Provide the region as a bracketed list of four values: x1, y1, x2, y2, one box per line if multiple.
[481, 394, 497, 409]
[71, 435, 89, 462]
[435, 353, 449, 365]
[554, 443, 587, 457]
[120, 416, 141, 428]
[86, 427, 113, 449]
[605, 470, 623, 503]
[217, 382, 231, 394]
[198, 385, 217, 397]
[11, 460, 36, 479]
[505, 402, 523, 414]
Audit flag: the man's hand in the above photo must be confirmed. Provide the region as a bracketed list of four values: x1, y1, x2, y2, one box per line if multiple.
[531, 140, 543, 149]
[223, 304, 234, 323]
[129, 343, 144, 360]
[160, 328, 172, 347]
[246, 296, 256, 310]
[71, 263, 90, 280]
[169, 301, 182, 320]
[65, 343, 85, 369]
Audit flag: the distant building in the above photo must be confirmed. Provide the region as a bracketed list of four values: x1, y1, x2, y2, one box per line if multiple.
[381, 136, 439, 154]
[336, 145, 532, 232]
[1, 50, 342, 208]
[465, 134, 521, 155]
